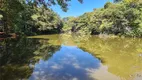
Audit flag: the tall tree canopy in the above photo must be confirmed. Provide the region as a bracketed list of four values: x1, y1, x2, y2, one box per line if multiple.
[62, 0, 142, 37]
[25, 0, 83, 11]
[0, 0, 142, 37]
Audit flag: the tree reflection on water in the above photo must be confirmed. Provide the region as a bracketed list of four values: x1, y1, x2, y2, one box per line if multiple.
[0, 34, 142, 80]
[0, 37, 60, 80]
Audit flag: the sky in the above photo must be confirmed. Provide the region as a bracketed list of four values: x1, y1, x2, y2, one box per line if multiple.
[51, 0, 113, 18]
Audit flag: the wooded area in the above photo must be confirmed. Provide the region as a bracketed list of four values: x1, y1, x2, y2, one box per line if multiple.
[0, 0, 142, 37]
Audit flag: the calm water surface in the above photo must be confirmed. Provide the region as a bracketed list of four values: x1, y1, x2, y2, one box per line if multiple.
[0, 34, 142, 80]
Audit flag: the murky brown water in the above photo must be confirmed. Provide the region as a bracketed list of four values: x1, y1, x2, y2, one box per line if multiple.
[0, 34, 142, 80]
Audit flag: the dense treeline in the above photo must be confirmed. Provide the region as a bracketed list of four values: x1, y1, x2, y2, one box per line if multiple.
[0, 0, 64, 35]
[0, 0, 84, 36]
[0, 0, 142, 37]
[63, 0, 142, 37]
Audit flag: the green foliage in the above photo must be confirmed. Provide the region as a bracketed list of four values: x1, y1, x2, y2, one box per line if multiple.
[30, 0, 83, 12]
[63, 1, 142, 37]
[0, 0, 24, 33]
[0, 0, 142, 37]
[31, 6, 62, 34]
[0, 0, 63, 35]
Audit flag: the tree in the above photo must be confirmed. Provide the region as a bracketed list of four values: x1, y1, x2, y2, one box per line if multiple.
[0, 0, 64, 35]
[62, 1, 142, 37]
[0, 0, 24, 33]
[25, 0, 83, 12]
[31, 6, 62, 34]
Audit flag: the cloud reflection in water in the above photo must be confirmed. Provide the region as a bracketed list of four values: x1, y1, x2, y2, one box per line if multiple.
[29, 45, 101, 80]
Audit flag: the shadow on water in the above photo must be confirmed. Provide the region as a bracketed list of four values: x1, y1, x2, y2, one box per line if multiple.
[0, 38, 60, 80]
[0, 34, 142, 80]
[28, 34, 142, 80]
[0, 37, 100, 80]
[0, 38, 39, 80]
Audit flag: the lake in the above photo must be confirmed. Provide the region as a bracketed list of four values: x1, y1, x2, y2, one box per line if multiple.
[0, 34, 142, 80]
